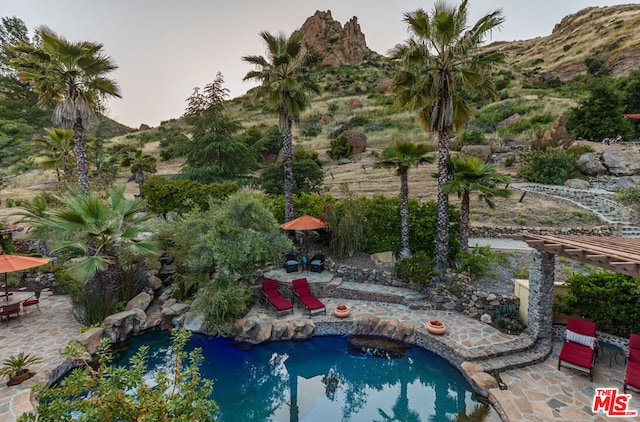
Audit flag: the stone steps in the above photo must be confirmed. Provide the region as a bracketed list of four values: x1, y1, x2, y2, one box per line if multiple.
[512, 182, 640, 237]
[475, 338, 553, 373]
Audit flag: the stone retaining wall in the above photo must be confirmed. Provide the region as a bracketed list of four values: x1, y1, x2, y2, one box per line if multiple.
[469, 225, 613, 238]
[323, 261, 519, 319]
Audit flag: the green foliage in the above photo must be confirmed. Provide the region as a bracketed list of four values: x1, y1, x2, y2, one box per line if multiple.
[141, 175, 239, 216]
[328, 134, 353, 160]
[192, 275, 253, 335]
[158, 190, 292, 281]
[451, 130, 485, 151]
[457, 246, 506, 279]
[556, 271, 640, 337]
[615, 185, 640, 220]
[323, 186, 368, 258]
[494, 303, 524, 332]
[20, 328, 217, 421]
[258, 148, 324, 196]
[0, 352, 43, 378]
[394, 251, 435, 285]
[517, 149, 581, 185]
[470, 99, 534, 132]
[0, 223, 15, 253]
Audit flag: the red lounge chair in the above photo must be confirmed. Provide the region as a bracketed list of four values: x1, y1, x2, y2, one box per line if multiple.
[292, 278, 326, 316]
[558, 318, 597, 381]
[624, 334, 640, 393]
[261, 279, 294, 318]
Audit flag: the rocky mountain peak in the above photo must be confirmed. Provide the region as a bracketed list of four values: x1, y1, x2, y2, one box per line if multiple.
[298, 10, 368, 66]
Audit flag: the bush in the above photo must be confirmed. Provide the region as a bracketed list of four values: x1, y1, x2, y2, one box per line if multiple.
[556, 271, 640, 337]
[517, 149, 581, 185]
[457, 246, 506, 279]
[259, 149, 324, 196]
[394, 251, 435, 286]
[192, 276, 253, 335]
[328, 135, 353, 160]
[615, 185, 640, 220]
[494, 303, 524, 332]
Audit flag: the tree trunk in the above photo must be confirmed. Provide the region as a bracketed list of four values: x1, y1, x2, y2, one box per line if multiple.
[73, 118, 90, 194]
[400, 169, 411, 258]
[280, 109, 295, 223]
[460, 190, 470, 253]
[435, 129, 450, 274]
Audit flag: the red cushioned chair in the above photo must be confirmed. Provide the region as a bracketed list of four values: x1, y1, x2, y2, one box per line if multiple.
[624, 333, 640, 393]
[558, 318, 597, 381]
[261, 279, 294, 318]
[22, 290, 41, 315]
[292, 278, 326, 316]
[0, 302, 21, 325]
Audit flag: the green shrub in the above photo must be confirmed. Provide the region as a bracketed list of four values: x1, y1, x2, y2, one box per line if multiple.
[302, 123, 322, 137]
[394, 251, 435, 286]
[504, 155, 516, 167]
[328, 135, 353, 160]
[615, 185, 640, 220]
[259, 148, 324, 196]
[517, 149, 581, 185]
[457, 246, 506, 279]
[451, 130, 485, 150]
[494, 303, 524, 332]
[192, 276, 252, 335]
[556, 271, 640, 337]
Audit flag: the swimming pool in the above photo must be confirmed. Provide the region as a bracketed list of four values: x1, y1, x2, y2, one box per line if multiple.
[114, 330, 494, 421]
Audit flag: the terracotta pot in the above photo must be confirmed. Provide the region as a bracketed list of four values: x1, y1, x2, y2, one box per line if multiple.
[333, 305, 350, 318]
[8, 370, 31, 386]
[426, 320, 446, 335]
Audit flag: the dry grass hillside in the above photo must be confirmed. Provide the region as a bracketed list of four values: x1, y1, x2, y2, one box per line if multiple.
[487, 4, 640, 81]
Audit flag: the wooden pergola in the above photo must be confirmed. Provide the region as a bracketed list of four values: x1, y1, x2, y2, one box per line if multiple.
[508, 234, 640, 278]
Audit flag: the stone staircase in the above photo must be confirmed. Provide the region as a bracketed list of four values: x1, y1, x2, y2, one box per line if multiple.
[328, 278, 553, 372]
[512, 182, 640, 237]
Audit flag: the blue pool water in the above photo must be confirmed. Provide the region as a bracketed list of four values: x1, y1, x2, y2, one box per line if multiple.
[113, 331, 491, 421]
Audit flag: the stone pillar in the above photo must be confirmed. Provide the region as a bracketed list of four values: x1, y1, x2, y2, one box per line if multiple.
[526, 249, 555, 339]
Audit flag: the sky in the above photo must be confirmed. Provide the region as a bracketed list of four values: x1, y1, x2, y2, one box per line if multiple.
[0, 0, 633, 128]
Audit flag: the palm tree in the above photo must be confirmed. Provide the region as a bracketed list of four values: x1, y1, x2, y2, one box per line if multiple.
[120, 149, 157, 196]
[242, 31, 321, 222]
[375, 141, 434, 258]
[32, 127, 76, 183]
[390, 1, 505, 273]
[33, 185, 158, 284]
[445, 156, 511, 251]
[10, 26, 121, 194]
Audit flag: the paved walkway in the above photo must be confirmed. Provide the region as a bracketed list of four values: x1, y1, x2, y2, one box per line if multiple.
[0, 291, 81, 421]
[2, 289, 639, 421]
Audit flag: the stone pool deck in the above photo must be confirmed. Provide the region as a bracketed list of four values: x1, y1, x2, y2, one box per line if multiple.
[1, 288, 639, 421]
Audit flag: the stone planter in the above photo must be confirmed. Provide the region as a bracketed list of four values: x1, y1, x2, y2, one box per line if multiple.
[426, 320, 446, 335]
[333, 305, 350, 318]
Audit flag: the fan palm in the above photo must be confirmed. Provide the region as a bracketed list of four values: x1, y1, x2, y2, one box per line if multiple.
[390, 1, 505, 272]
[445, 156, 511, 251]
[10, 26, 121, 193]
[375, 141, 434, 258]
[33, 185, 158, 283]
[242, 31, 321, 222]
[32, 127, 76, 184]
[120, 149, 157, 195]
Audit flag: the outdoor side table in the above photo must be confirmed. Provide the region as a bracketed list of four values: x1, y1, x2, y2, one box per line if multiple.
[598, 342, 625, 366]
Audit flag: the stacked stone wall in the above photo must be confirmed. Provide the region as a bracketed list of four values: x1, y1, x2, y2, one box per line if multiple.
[469, 225, 613, 238]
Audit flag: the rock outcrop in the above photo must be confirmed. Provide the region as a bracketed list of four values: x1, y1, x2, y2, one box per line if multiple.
[299, 10, 368, 66]
[342, 130, 367, 154]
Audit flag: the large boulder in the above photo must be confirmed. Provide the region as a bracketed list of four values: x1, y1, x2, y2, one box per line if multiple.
[576, 152, 606, 176]
[342, 130, 367, 154]
[564, 178, 590, 189]
[234, 314, 273, 344]
[602, 148, 640, 175]
[125, 291, 153, 312]
[104, 309, 147, 343]
[76, 327, 104, 354]
[461, 145, 493, 163]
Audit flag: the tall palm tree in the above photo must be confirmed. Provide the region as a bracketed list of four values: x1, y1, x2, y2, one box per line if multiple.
[390, 1, 505, 273]
[375, 141, 434, 258]
[10, 26, 121, 194]
[445, 156, 511, 252]
[32, 127, 76, 184]
[242, 31, 321, 222]
[120, 149, 157, 196]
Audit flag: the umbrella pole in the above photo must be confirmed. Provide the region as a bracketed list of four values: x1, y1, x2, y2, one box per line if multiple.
[3, 273, 8, 302]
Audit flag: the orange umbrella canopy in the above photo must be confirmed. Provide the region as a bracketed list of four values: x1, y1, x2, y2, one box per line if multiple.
[280, 215, 326, 231]
[0, 254, 50, 273]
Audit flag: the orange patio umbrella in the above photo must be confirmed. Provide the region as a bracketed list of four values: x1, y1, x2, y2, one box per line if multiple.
[0, 254, 50, 302]
[280, 215, 326, 231]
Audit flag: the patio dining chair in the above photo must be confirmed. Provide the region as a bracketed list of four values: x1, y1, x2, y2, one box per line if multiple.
[0, 302, 21, 324]
[309, 254, 325, 273]
[22, 291, 41, 315]
[624, 333, 640, 393]
[558, 318, 597, 381]
[292, 278, 326, 316]
[284, 253, 299, 273]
